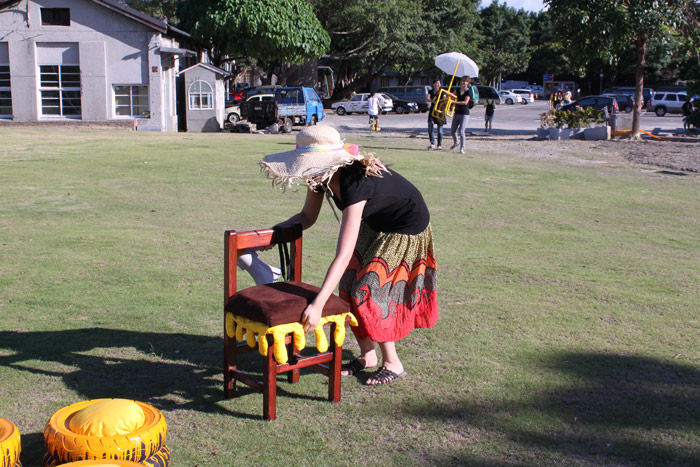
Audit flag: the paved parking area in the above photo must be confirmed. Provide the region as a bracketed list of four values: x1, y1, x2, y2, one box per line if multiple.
[324, 100, 687, 138]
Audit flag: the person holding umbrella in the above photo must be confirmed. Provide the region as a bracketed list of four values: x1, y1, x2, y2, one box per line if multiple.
[433, 53, 478, 155]
[449, 76, 472, 154]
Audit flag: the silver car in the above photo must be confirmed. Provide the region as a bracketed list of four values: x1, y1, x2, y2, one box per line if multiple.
[331, 93, 392, 115]
[647, 92, 687, 116]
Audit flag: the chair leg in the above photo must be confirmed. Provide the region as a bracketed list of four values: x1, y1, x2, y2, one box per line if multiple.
[328, 323, 342, 402]
[263, 336, 278, 420]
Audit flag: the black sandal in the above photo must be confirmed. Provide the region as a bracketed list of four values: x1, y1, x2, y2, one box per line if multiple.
[365, 366, 407, 386]
[341, 357, 369, 377]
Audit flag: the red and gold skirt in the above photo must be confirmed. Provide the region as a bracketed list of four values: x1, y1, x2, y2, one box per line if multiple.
[339, 222, 438, 342]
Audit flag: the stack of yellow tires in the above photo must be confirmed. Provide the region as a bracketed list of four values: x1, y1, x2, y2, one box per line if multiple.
[54, 462, 145, 467]
[42, 399, 169, 467]
[0, 417, 22, 467]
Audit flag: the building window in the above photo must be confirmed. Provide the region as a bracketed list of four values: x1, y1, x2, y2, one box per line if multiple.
[114, 85, 149, 118]
[39, 65, 81, 117]
[0, 65, 10, 118]
[188, 80, 213, 110]
[41, 8, 70, 26]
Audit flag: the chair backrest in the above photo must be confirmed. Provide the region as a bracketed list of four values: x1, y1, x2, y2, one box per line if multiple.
[224, 224, 303, 307]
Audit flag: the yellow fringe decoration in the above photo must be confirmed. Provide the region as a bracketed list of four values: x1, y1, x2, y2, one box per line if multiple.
[225, 312, 358, 364]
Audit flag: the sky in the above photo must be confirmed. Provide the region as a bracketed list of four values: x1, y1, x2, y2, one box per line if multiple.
[479, 0, 546, 12]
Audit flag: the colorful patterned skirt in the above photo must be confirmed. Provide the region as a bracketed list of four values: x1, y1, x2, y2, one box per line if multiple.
[339, 222, 438, 342]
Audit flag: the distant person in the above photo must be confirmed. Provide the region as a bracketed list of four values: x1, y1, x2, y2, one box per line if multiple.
[427, 79, 445, 150]
[484, 97, 496, 134]
[682, 98, 693, 132]
[367, 92, 382, 131]
[449, 76, 472, 154]
[564, 89, 572, 105]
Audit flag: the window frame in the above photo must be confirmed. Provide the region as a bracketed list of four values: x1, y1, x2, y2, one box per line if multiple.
[41, 8, 71, 26]
[38, 64, 81, 118]
[188, 80, 213, 110]
[0, 63, 11, 118]
[113, 84, 150, 118]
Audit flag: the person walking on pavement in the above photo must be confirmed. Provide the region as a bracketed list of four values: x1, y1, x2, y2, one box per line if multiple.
[367, 92, 382, 131]
[449, 76, 472, 154]
[484, 97, 496, 134]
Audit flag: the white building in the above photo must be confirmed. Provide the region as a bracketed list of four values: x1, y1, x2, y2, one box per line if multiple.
[0, 0, 196, 131]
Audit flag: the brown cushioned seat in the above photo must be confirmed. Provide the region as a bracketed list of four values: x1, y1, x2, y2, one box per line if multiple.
[226, 281, 350, 327]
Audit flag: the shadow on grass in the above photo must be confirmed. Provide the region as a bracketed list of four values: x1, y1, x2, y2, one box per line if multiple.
[405, 351, 700, 466]
[0, 327, 353, 411]
[1, 327, 356, 465]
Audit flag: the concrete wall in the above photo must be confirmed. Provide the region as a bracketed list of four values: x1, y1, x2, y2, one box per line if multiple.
[0, 0, 184, 130]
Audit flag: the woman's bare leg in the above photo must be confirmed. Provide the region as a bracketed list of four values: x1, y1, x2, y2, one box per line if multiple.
[377, 341, 403, 375]
[341, 335, 377, 376]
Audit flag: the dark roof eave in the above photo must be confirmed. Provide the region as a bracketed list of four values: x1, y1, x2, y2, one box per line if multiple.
[89, 0, 168, 34]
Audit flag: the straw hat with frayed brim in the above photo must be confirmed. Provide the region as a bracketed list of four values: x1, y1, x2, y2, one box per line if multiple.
[259, 126, 382, 191]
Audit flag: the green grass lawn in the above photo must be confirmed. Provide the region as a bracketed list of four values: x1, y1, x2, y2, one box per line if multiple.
[1, 128, 698, 466]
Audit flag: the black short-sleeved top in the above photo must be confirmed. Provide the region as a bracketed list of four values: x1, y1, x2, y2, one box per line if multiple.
[330, 162, 430, 235]
[454, 88, 472, 115]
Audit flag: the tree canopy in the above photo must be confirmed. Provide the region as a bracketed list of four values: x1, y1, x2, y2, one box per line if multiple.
[477, 1, 533, 86]
[312, 0, 480, 98]
[177, 0, 329, 81]
[546, 0, 698, 137]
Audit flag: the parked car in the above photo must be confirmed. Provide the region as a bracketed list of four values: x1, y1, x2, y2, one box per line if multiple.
[331, 93, 392, 115]
[382, 92, 419, 113]
[523, 84, 544, 99]
[225, 94, 274, 124]
[378, 85, 431, 112]
[647, 91, 688, 116]
[511, 89, 535, 104]
[441, 84, 481, 106]
[603, 86, 654, 108]
[476, 85, 502, 105]
[601, 93, 634, 113]
[499, 90, 522, 105]
[560, 95, 619, 114]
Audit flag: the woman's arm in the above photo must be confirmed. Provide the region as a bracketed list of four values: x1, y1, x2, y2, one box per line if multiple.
[301, 200, 366, 332]
[275, 188, 324, 231]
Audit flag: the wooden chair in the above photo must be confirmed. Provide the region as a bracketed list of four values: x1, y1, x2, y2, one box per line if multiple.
[224, 225, 353, 420]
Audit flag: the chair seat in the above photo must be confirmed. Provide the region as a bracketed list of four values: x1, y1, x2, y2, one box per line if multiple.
[226, 281, 350, 326]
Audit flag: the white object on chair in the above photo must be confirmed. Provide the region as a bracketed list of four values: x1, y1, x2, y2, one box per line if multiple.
[237, 249, 281, 285]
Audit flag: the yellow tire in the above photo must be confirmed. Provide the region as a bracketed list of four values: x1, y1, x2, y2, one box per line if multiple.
[43, 400, 167, 466]
[0, 417, 22, 467]
[43, 443, 169, 467]
[52, 460, 145, 466]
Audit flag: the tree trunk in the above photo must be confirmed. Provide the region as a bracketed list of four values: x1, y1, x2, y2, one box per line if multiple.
[631, 32, 647, 139]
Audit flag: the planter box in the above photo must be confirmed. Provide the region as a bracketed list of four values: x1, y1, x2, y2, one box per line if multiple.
[548, 128, 574, 140]
[536, 127, 549, 140]
[584, 126, 611, 141]
[571, 128, 585, 140]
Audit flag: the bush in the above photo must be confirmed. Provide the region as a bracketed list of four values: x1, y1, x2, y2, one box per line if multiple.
[539, 107, 604, 129]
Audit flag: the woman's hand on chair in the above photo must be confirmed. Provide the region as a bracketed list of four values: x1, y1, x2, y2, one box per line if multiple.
[301, 302, 323, 333]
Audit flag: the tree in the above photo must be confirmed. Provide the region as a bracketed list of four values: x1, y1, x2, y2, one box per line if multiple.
[523, 10, 580, 85]
[312, 0, 480, 99]
[545, 0, 697, 138]
[177, 0, 329, 83]
[478, 1, 533, 87]
[123, 0, 181, 23]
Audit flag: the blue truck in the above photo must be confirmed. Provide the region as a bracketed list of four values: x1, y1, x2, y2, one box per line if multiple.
[241, 87, 325, 132]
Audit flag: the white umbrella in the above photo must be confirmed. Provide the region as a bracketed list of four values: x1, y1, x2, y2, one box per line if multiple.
[434, 52, 479, 78]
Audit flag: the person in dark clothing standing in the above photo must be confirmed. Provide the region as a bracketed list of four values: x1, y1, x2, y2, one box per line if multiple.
[427, 79, 444, 150]
[450, 76, 472, 154]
